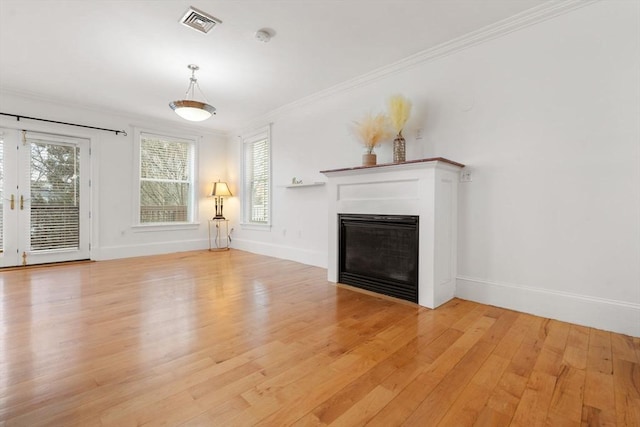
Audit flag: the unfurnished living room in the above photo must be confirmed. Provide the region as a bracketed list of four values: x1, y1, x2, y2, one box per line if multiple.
[0, 0, 638, 425]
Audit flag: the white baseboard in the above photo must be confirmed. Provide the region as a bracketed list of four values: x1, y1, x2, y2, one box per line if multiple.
[95, 238, 209, 261]
[456, 276, 640, 337]
[231, 238, 327, 268]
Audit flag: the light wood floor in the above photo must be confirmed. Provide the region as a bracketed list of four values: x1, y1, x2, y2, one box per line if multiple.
[1, 250, 638, 426]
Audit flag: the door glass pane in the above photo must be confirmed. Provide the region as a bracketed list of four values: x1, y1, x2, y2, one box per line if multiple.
[30, 142, 80, 251]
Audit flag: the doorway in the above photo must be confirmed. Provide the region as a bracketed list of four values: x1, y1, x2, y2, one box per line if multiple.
[0, 128, 90, 267]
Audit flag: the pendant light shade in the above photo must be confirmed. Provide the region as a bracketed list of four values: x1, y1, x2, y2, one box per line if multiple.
[170, 100, 215, 121]
[169, 64, 216, 122]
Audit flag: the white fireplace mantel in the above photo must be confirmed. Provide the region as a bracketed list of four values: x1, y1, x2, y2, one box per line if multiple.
[321, 158, 465, 309]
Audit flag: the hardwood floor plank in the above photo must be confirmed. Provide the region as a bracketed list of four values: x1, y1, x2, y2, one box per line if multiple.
[299, 311, 449, 425]
[366, 315, 496, 425]
[483, 371, 528, 421]
[588, 328, 613, 375]
[612, 357, 640, 426]
[491, 313, 535, 360]
[473, 406, 513, 427]
[104, 390, 201, 427]
[437, 354, 511, 426]
[510, 371, 556, 427]
[563, 325, 590, 370]
[532, 319, 570, 377]
[611, 333, 640, 363]
[247, 312, 423, 425]
[482, 314, 545, 420]
[480, 309, 520, 347]
[0, 250, 637, 426]
[451, 304, 489, 332]
[582, 370, 616, 426]
[181, 395, 251, 427]
[402, 340, 495, 425]
[325, 385, 396, 426]
[546, 365, 586, 425]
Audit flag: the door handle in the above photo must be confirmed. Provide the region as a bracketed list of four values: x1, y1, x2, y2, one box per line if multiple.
[10, 194, 14, 210]
[18, 195, 31, 210]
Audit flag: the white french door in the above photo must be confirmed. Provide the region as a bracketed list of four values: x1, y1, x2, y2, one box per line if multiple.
[0, 128, 90, 267]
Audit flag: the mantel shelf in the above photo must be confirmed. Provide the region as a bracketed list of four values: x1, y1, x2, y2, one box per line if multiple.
[320, 157, 465, 175]
[282, 182, 326, 188]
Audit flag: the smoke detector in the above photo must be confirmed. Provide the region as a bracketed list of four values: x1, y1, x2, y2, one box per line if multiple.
[180, 6, 222, 34]
[255, 29, 272, 43]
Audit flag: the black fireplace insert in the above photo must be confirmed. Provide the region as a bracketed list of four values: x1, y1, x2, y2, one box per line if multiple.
[338, 214, 419, 303]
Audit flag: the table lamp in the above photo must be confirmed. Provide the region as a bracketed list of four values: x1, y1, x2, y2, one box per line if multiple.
[211, 180, 232, 219]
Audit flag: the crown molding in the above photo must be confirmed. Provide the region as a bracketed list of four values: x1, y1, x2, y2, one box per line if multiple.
[242, 0, 598, 131]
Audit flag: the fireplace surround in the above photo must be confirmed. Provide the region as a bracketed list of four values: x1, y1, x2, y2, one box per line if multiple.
[321, 158, 464, 309]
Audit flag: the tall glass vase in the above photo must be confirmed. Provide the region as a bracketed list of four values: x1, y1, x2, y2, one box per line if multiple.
[393, 131, 406, 163]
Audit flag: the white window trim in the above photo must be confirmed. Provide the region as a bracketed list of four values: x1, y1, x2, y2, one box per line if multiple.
[240, 125, 272, 230]
[131, 223, 200, 232]
[132, 127, 200, 230]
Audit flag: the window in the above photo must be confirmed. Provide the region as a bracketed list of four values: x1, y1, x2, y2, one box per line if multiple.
[135, 131, 197, 225]
[242, 126, 271, 226]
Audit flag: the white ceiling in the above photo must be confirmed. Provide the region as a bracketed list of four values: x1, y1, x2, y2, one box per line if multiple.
[0, 0, 547, 133]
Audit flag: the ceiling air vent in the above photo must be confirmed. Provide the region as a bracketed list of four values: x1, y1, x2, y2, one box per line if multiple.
[180, 6, 222, 34]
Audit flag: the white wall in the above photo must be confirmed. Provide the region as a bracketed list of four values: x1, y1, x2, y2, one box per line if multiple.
[228, 1, 640, 336]
[0, 92, 228, 260]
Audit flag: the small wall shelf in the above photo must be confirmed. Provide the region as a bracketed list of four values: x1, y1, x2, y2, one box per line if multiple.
[282, 182, 326, 188]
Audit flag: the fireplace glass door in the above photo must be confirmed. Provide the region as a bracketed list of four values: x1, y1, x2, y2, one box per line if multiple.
[339, 214, 419, 303]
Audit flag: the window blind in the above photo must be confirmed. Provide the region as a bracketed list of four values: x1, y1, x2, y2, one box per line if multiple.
[139, 133, 193, 223]
[29, 140, 80, 251]
[244, 134, 270, 224]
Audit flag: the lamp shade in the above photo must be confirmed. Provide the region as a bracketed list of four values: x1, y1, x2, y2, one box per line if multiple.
[211, 181, 232, 197]
[170, 100, 215, 122]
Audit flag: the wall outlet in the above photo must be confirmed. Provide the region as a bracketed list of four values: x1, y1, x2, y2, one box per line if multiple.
[460, 171, 472, 182]
[416, 128, 424, 140]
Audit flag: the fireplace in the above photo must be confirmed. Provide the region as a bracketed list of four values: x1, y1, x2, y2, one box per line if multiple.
[339, 214, 419, 303]
[321, 158, 464, 308]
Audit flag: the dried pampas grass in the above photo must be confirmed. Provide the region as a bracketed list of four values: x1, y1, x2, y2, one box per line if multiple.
[388, 95, 412, 133]
[352, 112, 392, 154]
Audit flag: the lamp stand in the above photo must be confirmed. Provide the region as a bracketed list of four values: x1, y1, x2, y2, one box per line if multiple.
[213, 196, 225, 219]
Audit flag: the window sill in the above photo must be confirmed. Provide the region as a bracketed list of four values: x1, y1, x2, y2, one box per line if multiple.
[132, 222, 200, 233]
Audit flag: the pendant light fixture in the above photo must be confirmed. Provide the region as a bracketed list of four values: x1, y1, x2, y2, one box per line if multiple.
[169, 64, 216, 122]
